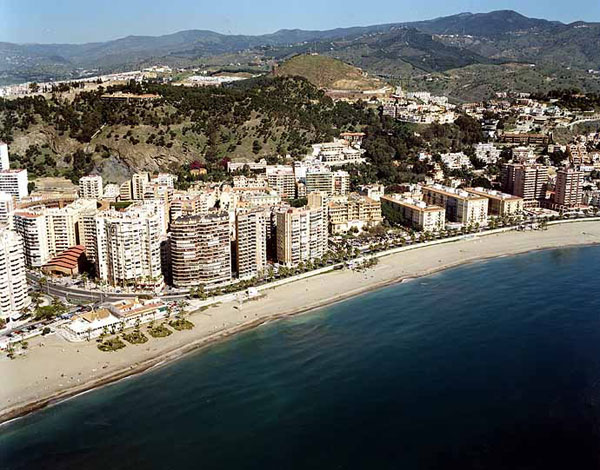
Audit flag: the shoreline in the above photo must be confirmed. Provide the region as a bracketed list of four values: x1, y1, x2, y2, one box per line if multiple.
[2, 220, 600, 426]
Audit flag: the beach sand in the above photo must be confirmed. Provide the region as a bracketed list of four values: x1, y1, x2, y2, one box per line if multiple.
[2, 220, 600, 424]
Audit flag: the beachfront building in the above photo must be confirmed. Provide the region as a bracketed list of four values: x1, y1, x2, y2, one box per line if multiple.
[422, 184, 488, 226]
[555, 168, 584, 208]
[0, 228, 30, 320]
[62, 308, 120, 341]
[327, 194, 383, 233]
[79, 175, 103, 199]
[13, 212, 50, 267]
[107, 297, 168, 328]
[235, 209, 268, 279]
[63, 298, 168, 341]
[381, 195, 446, 232]
[276, 207, 326, 267]
[170, 212, 231, 288]
[502, 163, 548, 205]
[95, 205, 164, 289]
[465, 188, 524, 217]
[0, 169, 28, 200]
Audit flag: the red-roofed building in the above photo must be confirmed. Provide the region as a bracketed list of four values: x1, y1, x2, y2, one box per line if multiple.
[42, 245, 87, 276]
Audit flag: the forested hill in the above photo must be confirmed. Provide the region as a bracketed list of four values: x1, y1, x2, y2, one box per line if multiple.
[0, 75, 489, 188]
[0, 77, 374, 182]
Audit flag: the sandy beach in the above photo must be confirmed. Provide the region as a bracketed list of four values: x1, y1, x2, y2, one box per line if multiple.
[2, 219, 600, 424]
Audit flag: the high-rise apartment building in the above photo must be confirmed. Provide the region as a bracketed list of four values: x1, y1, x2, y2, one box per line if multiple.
[131, 172, 150, 200]
[79, 175, 103, 199]
[276, 207, 326, 266]
[235, 209, 267, 279]
[555, 168, 583, 208]
[267, 169, 296, 199]
[0, 142, 10, 171]
[0, 191, 15, 228]
[95, 206, 164, 288]
[502, 163, 548, 203]
[170, 212, 231, 287]
[13, 212, 50, 267]
[0, 169, 28, 200]
[0, 228, 30, 320]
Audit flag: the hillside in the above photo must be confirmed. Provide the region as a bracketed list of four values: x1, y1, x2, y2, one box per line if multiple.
[0, 77, 372, 183]
[273, 55, 383, 90]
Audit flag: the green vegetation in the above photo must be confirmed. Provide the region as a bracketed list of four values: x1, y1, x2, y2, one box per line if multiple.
[122, 330, 149, 344]
[97, 336, 126, 352]
[34, 298, 68, 321]
[148, 323, 173, 338]
[169, 319, 194, 331]
[110, 201, 134, 210]
[0, 77, 373, 181]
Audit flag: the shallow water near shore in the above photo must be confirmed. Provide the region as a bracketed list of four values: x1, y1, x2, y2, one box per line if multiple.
[3, 246, 600, 469]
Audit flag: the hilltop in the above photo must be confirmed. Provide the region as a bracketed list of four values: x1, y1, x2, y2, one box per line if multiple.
[273, 55, 384, 91]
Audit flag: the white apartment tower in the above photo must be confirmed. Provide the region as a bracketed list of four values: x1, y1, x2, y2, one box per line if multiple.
[276, 207, 326, 266]
[13, 212, 50, 267]
[79, 175, 103, 199]
[0, 142, 10, 171]
[95, 207, 164, 288]
[0, 228, 30, 320]
[0, 192, 15, 228]
[235, 209, 267, 280]
[0, 169, 28, 200]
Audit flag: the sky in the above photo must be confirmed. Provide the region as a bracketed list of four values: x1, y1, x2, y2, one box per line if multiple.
[1, 0, 599, 44]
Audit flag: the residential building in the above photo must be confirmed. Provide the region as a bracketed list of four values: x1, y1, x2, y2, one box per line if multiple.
[465, 188, 524, 216]
[95, 206, 164, 289]
[79, 175, 103, 199]
[305, 169, 349, 196]
[131, 172, 150, 200]
[0, 228, 30, 320]
[555, 168, 584, 208]
[327, 194, 383, 233]
[474, 143, 501, 164]
[267, 168, 296, 199]
[235, 209, 267, 279]
[381, 195, 446, 232]
[43, 198, 97, 257]
[13, 212, 50, 267]
[0, 142, 9, 171]
[170, 212, 231, 287]
[502, 163, 548, 204]
[0, 192, 15, 227]
[276, 207, 326, 266]
[422, 185, 489, 226]
[0, 169, 28, 200]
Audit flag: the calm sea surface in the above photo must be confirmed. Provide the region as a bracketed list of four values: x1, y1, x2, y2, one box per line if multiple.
[3, 247, 600, 469]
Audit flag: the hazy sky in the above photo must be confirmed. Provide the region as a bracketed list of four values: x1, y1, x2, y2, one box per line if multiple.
[1, 0, 599, 44]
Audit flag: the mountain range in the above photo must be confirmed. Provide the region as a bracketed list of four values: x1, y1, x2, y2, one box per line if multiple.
[2, 10, 600, 96]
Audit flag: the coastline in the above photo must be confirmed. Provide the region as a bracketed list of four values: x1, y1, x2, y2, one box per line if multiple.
[2, 220, 600, 426]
